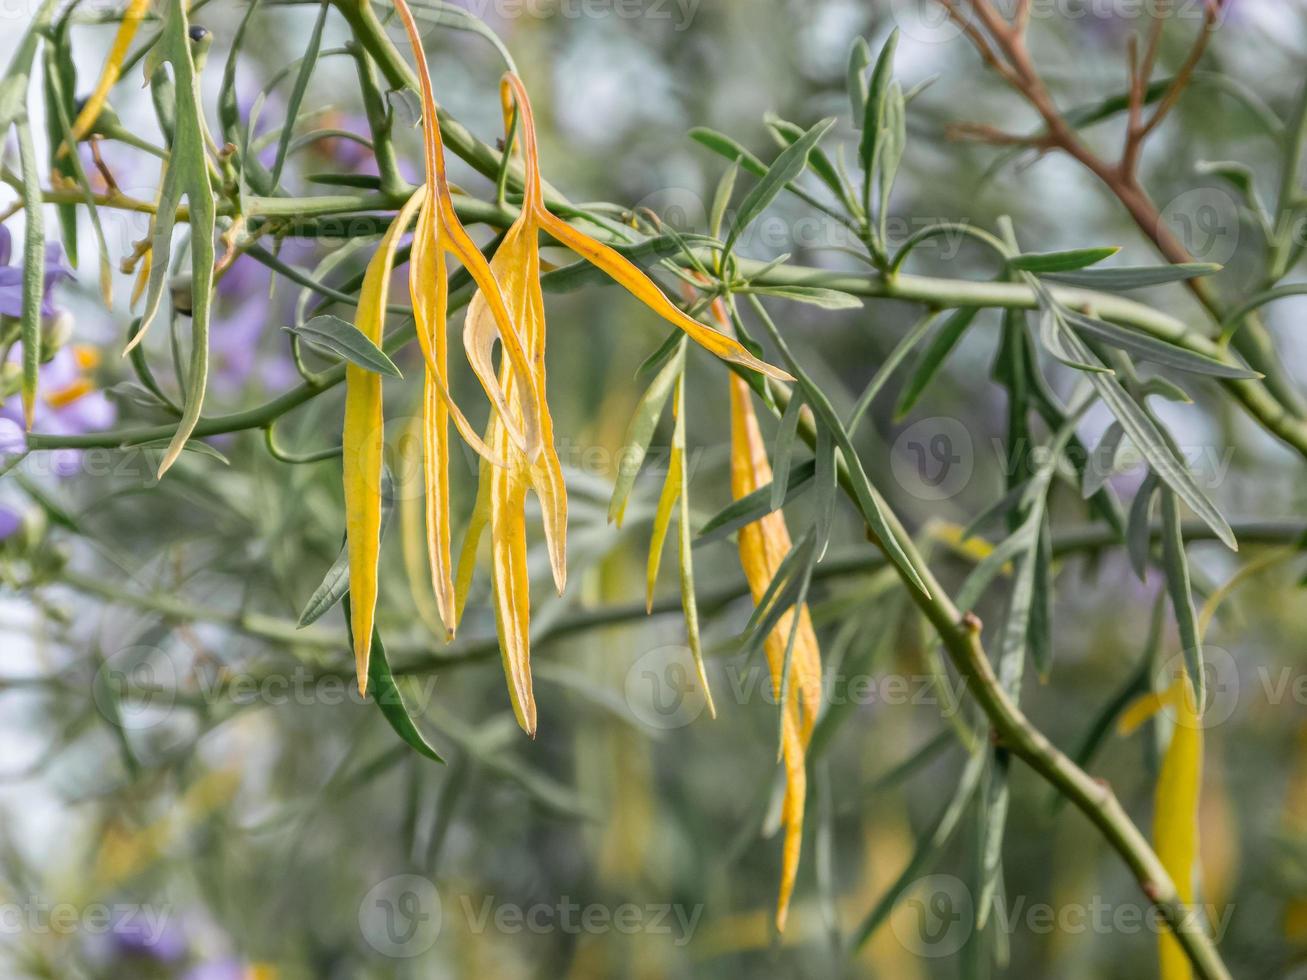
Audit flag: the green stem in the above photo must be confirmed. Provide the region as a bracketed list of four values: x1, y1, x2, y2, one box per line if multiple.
[760, 375, 1235, 980]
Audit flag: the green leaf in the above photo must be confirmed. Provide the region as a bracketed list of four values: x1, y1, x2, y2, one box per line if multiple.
[1062, 310, 1258, 379]
[0, 0, 58, 130]
[1032, 295, 1234, 549]
[1043, 262, 1220, 290]
[608, 343, 685, 526]
[875, 82, 906, 243]
[851, 747, 986, 951]
[847, 36, 872, 125]
[1030, 517, 1054, 677]
[723, 117, 837, 259]
[697, 459, 816, 545]
[750, 295, 929, 595]
[43, 17, 78, 269]
[765, 112, 849, 207]
[218, 0, 262, 143]
[1140, 376, 1194, 403]
[1086, 366, 1234, 549]
[268, 0, 329, 188]
[1039, 307, 1112, 374]
[895, 307, 981, 419]
[848, 310, 939, 433]
[1127, 473, 1160, 580]
[1009, 247, 1120, 273]
[858, 29, 900, 173]
[1082, 421, 1126, 498]
[1196, 160, 1268, 222]
[40, 40, 113, 309]
[635, 329, 684, 382]
[670, 377, 715, 718]
[1160, 489, 1205, 706]
[299, 469, 396, 627]
[747, 285, 863, 310]
[138, 0, 218, 479]
[344, 596, 445, 764]
[15, 114, 43, 430]
[813, 423, 837, 557]
[709, 159, 739, 241]
[125, 437, 231, 466]
[739, 529, 817, 661]
[285, 314, 403, 377]
[771, 392, 806, 512]
[689, 127, 767, 176]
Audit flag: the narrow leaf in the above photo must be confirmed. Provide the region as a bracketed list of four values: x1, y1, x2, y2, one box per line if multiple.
[1063, 310, 1258, 379]
[344, 596, 445, 764]
[723, 118, 837, 259]
[1044, 263, 1219, 290]
[1160, 489, 1205, 707]
[285, 314, 403, 377]
[895, 307, 981, 419]
[609, 343, 685, 526]
[1009, 247, 1120, 274]
[697, 459, 817, 544]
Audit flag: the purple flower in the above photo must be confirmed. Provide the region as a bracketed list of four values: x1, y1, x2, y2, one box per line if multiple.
[182, 959, 248, 980]
[0, 225, 72, 318]
[0, 502, 21, 540]
[2, 346, 118, 469]
[209, 254, 299, 395]
[108, 915, 188, 964]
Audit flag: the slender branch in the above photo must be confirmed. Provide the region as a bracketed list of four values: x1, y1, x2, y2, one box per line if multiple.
[758, 373, 1236, 980]
[47, 519, 1305, 672]
[26, 254, 1307, 458]
[940, 0, 1307, 424]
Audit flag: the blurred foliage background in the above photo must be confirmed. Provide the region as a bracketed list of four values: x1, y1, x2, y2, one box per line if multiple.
[1, 0, 1306, 977]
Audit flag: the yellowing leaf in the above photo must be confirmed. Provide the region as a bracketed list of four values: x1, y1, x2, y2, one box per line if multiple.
[1155, 674, 1204, 980]
[490, 442, 536, 737]
[393, 0, 541, 461]
[729, 368, 822, 932]
[646, 444, 682, 613]
[537, 207, 792, 382]
[64, 0, 150, 149]
[344, 190, 423, 696]
[491, 72, 790, 385]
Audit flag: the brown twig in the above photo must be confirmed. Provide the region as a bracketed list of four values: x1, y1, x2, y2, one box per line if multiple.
[936, 0, 1307, 432]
